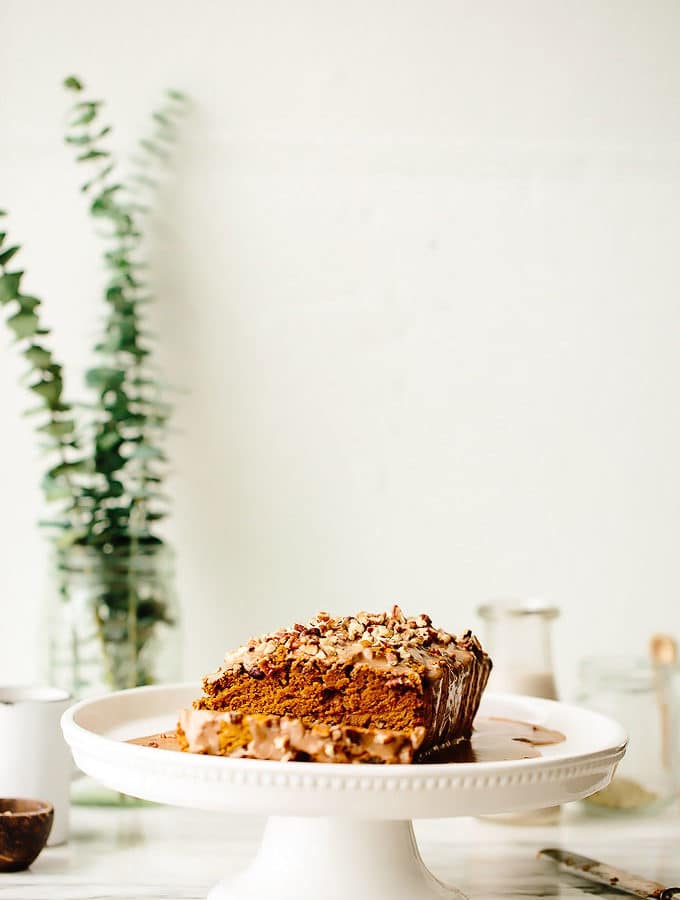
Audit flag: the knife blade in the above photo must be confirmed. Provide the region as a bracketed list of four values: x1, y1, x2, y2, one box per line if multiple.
[538, 848, 680, 900]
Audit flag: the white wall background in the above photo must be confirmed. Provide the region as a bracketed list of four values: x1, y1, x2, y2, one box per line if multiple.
[1, 0, 679, 698]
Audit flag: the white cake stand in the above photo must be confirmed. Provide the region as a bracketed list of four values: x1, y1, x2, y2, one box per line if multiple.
[62, 684, 626, 900]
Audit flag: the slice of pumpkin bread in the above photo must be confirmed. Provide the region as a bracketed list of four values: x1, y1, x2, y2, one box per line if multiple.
[177, 708, 425, 763]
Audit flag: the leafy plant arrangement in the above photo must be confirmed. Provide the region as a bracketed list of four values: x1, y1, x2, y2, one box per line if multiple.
[0, 77, 187, 692]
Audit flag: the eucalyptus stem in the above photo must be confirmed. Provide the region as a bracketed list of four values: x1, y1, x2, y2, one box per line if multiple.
[61, 76, 185, 688]
[0, 76, 186, 695]
[0, 211, 85, 539]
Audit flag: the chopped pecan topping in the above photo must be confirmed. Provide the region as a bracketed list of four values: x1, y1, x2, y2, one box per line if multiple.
[212, 608, 487, 676]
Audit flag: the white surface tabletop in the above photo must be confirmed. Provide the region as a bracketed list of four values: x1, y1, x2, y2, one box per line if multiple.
[1, 803, 679, 900]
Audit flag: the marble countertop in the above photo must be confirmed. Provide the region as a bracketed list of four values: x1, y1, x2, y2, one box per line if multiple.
[2, 803, 679, 899]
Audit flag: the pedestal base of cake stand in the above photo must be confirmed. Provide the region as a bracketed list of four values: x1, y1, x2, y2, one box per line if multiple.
[207, 817, 460, 900]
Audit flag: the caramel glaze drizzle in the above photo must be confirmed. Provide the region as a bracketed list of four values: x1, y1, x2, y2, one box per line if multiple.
[128, 716, 565, 764]
[417, 717, 565, 764]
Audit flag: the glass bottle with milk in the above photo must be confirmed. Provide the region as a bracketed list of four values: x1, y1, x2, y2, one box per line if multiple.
[477, 601, 559, 699]
[477, 600, 560, 824]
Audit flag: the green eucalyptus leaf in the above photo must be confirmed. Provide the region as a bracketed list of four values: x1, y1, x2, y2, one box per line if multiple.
[38, 439, 76, 454]
[89, 196, 112, 216]
[90, 162, 114, 184]
[0, 246, 20, 266]
[17, 295, 40, 313]
[30, 377, 63, 406]
[77, 149, 110, 163]
[106, 479, 125, 498]
[91, 188, 124, 215]
[119, 413, 147, 427]
[94, 447, 125, 473]
[131, 444, 164, 461]
[102, 394, 131, 417]
[99, 184, 122, 198]
[94, 338, 118, 354]
[56, 527, 87, 549]
[63, 75, 84, 91]
[105, 285, 125, 303]
[7, 309, 39, 339]
[48, 459, 89, 480]
[65, 134, 92, 146]
[97, 430, 122, 452]
[0, 271, 22, 304]
[81, 162, 117, 193]
[104, 251, 130, 270]
[113, 223, 138, 238]
[71, 107, 98, 127]
[130, 488, 170, 502]
[38, 419, 76, 437]
[86, 366, 126, 389]
[0, 232, 6, 247]
[24, 344, 52, 367]
[41, 475, 73, 502]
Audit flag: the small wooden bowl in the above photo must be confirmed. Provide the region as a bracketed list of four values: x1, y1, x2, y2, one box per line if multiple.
[0, 799, 54, 872]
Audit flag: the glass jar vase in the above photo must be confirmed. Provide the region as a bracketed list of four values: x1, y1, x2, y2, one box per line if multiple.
[48, 540, 180, 697]
[577, 656, 678, 815]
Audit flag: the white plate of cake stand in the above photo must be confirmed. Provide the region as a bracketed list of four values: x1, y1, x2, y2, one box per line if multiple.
[62, 683, 626, 900]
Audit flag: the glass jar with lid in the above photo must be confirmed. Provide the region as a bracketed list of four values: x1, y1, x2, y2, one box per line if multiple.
[577, 656, 678, 815]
